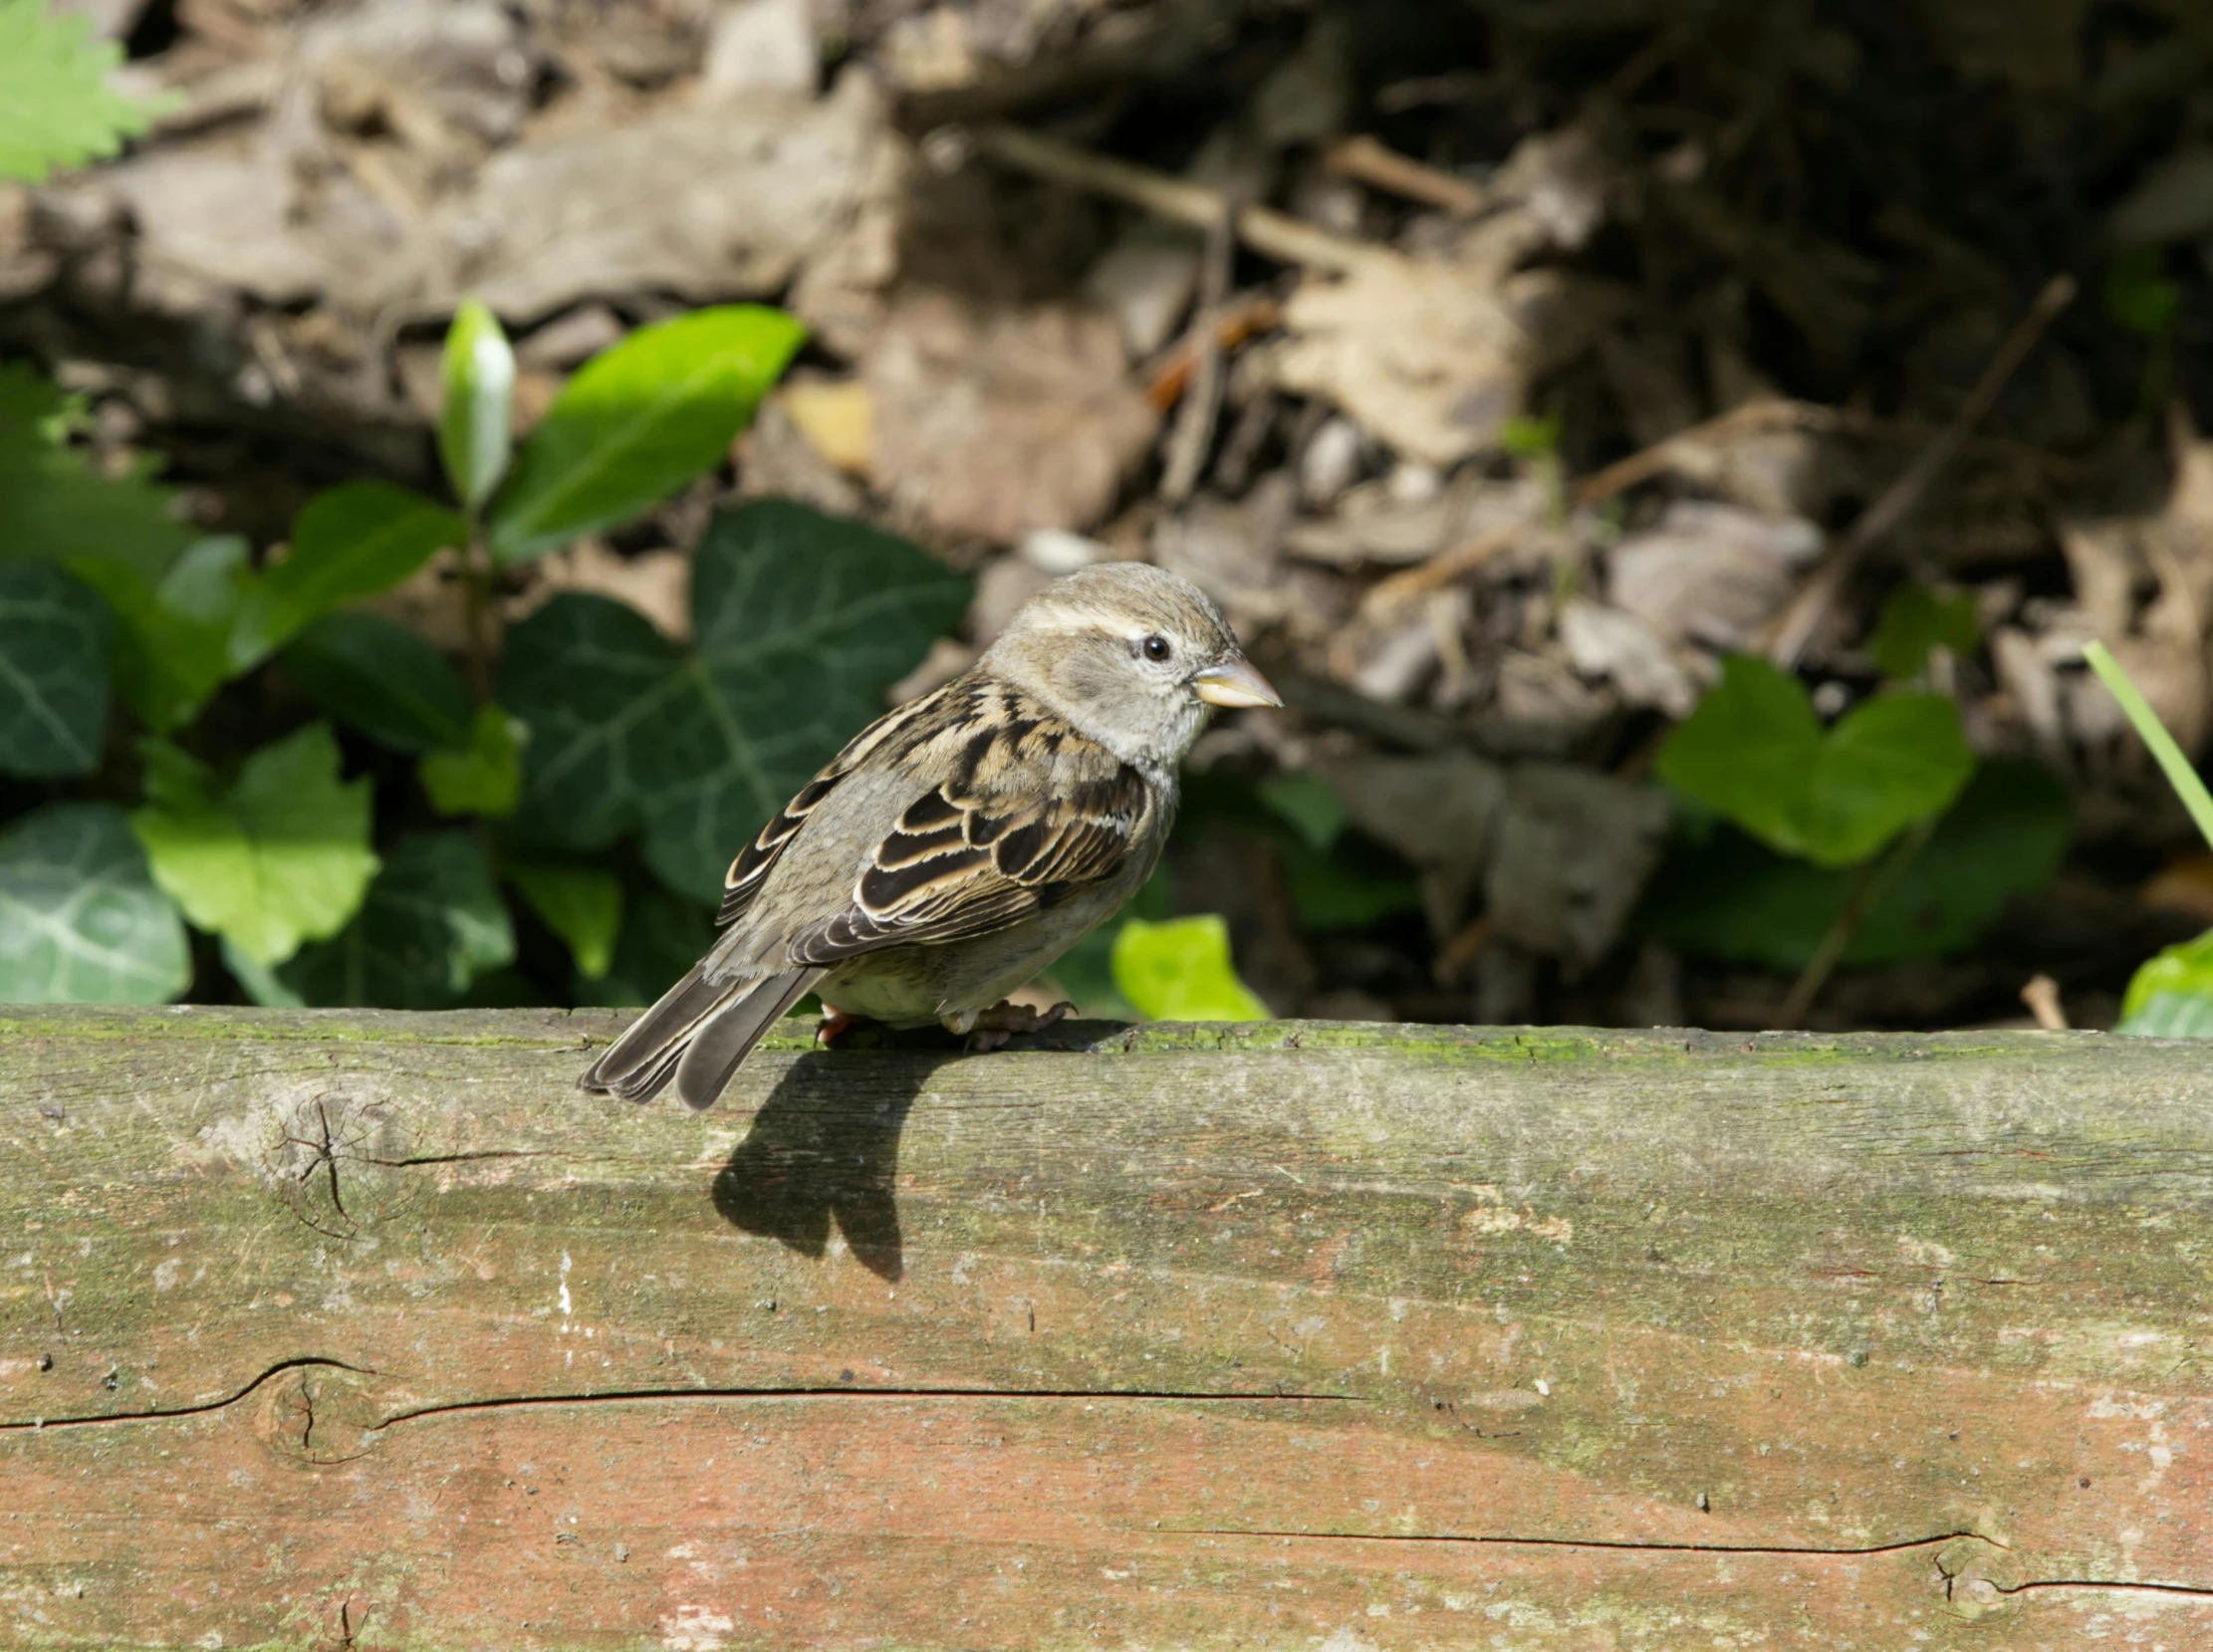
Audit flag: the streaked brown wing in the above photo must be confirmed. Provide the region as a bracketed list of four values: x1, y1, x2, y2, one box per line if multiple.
[715, 684, 955, 928]
[788, 760, 1151, 965]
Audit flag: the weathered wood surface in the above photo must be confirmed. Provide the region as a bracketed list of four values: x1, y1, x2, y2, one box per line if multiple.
[4, 1008, 2213, 1649]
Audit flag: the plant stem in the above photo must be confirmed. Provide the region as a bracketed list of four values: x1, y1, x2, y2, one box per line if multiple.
[2083, 640, 2213, 852]
[460, 525, 494, 704]
[1771, 816, 1939, 1031]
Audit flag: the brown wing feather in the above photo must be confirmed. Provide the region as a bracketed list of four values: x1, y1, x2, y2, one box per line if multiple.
[715, 682, 962, 928]
[788, 712, 1152, 967]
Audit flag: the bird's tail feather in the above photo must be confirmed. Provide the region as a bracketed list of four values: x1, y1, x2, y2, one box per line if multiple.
[581, 965, 825, 1110]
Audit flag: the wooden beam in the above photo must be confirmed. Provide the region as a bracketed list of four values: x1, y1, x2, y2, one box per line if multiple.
[5, 1008, 2212, 1647]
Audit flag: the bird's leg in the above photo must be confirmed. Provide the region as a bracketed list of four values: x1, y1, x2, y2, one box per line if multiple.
[958, 998, 1076, 1053]
[816, 1005, 880, 1047]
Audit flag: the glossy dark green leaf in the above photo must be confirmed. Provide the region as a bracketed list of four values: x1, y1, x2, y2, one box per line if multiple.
[278, 831, 516, 1008]
[574, 884, 714, 1009]
[1644, 760, 2072, 970]
[0, 561, 112, 776]
[0, 363, 192, 582]
[2116, 928, 2213, 1038]
[487, 306, 806, 563]
[283, 612, 474, 755]
[501, 500, 970, 901]
[67, 536, 249, 734]
[0, 803, 189, 1004]
[506, 860, 622, 979]
[230, 483, 463, 671]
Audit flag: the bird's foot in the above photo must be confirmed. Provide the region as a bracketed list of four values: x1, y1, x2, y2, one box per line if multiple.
[816, 1006, 882, 1048]
[960, 998, 1074, 1053]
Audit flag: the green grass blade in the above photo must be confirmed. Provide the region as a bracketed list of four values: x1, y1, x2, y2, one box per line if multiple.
[2083, 640, 2213, 851]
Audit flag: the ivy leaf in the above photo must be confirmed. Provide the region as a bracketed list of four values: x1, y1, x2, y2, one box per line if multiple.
[1110, 914, 1271, 1021]
[0, 561, 112, 777]
[1867, 584, 1981, 680]
[574, 884, 712, 1008]
[0, 363, 192, 582]
[278, 831, 515, 1008]
[500, 499, 970, 901]
[230, 482, 463, 671]
[0, 0, 150, 184]
[1656, 655, 1975, 866]
[0, 803, 190, 1004]
[2117, 928, 2213, 1038]
[439, 298, 517, 514]
[1645, 760, 2072, 970]
[506, 860, 622, 979]
[487, 306, 806, 564]
[283, 611, 474, 754]
[70, 536, 252, 733]
[130, 722, 379, 966]
[418, 704, 525, 818]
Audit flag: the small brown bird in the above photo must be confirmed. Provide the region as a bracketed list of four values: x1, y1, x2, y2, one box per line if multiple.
[580, 562, 1281, 1111]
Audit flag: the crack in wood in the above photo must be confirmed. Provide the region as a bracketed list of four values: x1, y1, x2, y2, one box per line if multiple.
[1184, 1526, 1989, 1557]
[367, 1385, 1368, 1429]
[0, 1356, 370, 1432]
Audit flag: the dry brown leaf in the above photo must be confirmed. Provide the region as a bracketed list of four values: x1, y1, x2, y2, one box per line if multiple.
[865, 290, 1158, 544]
[1484, 764, 1669, 968]
[1605, 500, 1821, 650]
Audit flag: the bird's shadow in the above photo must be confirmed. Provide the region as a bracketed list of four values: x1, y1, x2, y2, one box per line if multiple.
[711, 1030, 965, 1284]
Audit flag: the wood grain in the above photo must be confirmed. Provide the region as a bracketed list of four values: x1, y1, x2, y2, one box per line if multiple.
[4, 1008, 2212, 1649]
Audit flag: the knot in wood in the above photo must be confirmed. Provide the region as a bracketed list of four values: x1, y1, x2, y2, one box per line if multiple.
[264, 1092, 423, 1242]
[257, 1364, 382, 1468]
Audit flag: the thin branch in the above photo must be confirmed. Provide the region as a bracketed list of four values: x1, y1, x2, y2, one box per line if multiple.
[1770, 816, 1938, 1031]
[1323, 134, 1489, 215]
[1765, 274, 2077, 668]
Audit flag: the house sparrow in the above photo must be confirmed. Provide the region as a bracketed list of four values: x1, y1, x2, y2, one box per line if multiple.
[581, 562, 1281, 1111]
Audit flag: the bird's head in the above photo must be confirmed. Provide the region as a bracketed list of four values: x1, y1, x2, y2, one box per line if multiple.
[982, 562, 1282, 772]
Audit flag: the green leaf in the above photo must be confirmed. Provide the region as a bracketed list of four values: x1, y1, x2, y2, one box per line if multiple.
[0, 363, 192, 581]
[501, 499, 971, 901]
[130, 722, 379, 966]
[1257, 772, 1348, 852]
[2103, 249, 2181, 338]
[222, 936, 305, 1009]
[1656, 655, 1974, 866]
[230, 482, 463, 671]
[278, 831, 515, 1008]
[439, 299, 516, 515]
[2117, 927, 2213, 1037]
[1110, 914, 1271, 1022]
[1645, 759, 2072, 970]
[1867, 584, 1981, 680]
[2083, 640, 2213, 852]
[575, 884, 713, 1008]
[0, 802, 189, 1004]
[0, 561, 112, 776]
[506, 860, 622, 979]
[487, 306, 807, 563]
[69, 536, 251, 733]
[418, 704, 525, 818]
[0, 0, 150, 183]
[283, 612, 474, 754]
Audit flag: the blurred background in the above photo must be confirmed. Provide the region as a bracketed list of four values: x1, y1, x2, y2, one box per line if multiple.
[4, 0, 2212, 1034]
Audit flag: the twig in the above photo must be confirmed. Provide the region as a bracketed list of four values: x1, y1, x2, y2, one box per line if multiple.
[2020, 975, 2070, 1032]
[1359, 520, 1530, 618]
[1765, 274, 2077, 668]
[1770, 817, 1938, 1031]
[971, 123, 1368, 273]
[1158, 207, 1235, 503]
[1146, 296, 1281, 412]
[1322, 135, 1488, 215]
[1568, 398, 1824, 508]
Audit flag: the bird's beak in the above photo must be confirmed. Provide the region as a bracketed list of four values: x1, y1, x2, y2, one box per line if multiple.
[1191, 657, 1284, 709]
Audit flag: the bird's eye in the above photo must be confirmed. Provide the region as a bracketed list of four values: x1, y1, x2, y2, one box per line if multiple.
[1142, 634, 1173, 662]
